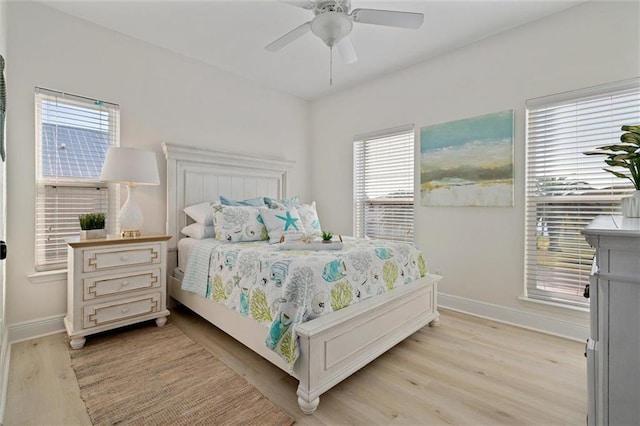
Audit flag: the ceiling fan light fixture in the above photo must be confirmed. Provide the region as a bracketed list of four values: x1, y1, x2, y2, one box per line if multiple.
[310, 11, 353, 47]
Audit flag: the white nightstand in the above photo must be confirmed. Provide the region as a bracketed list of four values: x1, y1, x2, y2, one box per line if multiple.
[64, 234, 171, 349]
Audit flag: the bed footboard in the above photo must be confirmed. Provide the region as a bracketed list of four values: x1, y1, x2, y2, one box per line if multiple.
[294, 273, 440, 414]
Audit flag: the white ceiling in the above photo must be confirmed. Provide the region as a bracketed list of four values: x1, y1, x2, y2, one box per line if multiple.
[43, 0, 584, 100]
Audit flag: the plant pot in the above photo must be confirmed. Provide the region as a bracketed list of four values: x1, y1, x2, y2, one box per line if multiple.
[80, 229, 107, 240]
[621, 191, 640, 218]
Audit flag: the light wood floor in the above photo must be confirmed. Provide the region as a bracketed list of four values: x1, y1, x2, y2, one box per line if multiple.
[4, 307, 587, 425]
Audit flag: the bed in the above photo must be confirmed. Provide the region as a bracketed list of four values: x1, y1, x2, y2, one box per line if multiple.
[162, 142, 441, 414]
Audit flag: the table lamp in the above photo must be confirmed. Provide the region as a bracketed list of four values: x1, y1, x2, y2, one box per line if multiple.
[100, 147, 160, 237]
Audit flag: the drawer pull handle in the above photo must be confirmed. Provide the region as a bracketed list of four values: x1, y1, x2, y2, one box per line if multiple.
[121, 281, 129, 287]
[122, 308, 129, 313]
[120, 255, 129, 261]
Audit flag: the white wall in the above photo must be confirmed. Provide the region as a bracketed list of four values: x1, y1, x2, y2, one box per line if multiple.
[309, 1, 640, 335]
[5, 2, 310, 324]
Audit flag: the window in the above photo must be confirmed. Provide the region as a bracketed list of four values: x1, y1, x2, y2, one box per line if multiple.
[353, 125, 415, 242]
[35, 88, 119, 271]
[525, 78, 640, 307]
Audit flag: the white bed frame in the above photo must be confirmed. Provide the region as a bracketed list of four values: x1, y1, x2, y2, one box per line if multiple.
[163, 143, 441, 414]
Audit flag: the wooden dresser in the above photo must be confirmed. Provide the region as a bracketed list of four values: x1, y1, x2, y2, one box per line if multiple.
[64, 235, 171, 349]
[583, 216, 640, 426]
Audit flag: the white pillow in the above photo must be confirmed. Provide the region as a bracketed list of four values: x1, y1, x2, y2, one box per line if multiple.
[181, 223, 214, 239]
[213, 205, 267, 242]
[258, 206, 305, 244]
[183, 202, 214, 225]
[296, 202, 322, 237]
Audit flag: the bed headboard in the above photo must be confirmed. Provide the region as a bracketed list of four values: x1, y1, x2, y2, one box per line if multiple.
[162, 143, 295, 250]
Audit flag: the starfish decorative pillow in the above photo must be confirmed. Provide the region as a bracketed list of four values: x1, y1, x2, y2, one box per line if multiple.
[259, 206, 305, 244]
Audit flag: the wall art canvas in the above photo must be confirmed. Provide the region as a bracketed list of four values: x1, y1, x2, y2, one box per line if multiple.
[420, 110, 514, 207]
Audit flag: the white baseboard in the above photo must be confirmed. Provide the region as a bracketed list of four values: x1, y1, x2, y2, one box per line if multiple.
[7, 314, 65, 344]
[438, 292, 589, 342]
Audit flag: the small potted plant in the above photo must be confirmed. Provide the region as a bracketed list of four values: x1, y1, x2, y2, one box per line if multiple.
[322, 230, 333, 243]
[79, 213, 106, 240]
[584, 125, 640, 217]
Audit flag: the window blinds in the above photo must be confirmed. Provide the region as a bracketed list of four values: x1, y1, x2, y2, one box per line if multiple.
[35, 88, 119, 270]
[35, 185, 110, 268]
[353, 125, 415, 242]
[525, 79, 640, 306]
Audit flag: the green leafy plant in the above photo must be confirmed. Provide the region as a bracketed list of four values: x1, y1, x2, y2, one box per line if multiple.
[78, 213, 105, 230]
[584, 125, 640, 190]
[321, 230, 333, 241]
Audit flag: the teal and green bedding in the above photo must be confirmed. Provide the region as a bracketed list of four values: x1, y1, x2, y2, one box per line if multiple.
[181, 237, 428, 367]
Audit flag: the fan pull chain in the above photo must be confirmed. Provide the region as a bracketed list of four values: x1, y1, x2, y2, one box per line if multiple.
[329, 46, 333, 86]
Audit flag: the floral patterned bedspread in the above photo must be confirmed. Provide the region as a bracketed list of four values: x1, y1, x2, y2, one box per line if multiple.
[181, 237, 428, 367]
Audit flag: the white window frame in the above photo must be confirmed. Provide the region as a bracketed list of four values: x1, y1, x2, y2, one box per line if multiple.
[524, 78, 640, 307]
[35, 88, 120, 271]
[353, 124, 415, 242]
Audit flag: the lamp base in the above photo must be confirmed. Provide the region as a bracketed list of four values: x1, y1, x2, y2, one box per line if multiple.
[121, 230, 141, 238]
[119, 184, 144, 238]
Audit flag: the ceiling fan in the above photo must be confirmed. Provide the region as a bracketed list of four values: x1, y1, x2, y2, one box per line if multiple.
[265, 0, 424, 65]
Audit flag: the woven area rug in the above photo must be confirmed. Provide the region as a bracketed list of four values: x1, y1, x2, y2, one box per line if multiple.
[69, 323, 295, 426]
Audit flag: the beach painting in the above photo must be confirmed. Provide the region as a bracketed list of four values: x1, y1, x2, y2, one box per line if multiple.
[420, 110, 514, 207]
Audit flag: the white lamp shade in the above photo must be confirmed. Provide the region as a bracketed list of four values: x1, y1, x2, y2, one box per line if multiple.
[101, 147, 160, 186]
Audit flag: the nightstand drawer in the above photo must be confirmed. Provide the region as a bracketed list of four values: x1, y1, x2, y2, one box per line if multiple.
[83, 269, 161, 300]
[83, 293, 161, 329]
[83, 244, 161, 272]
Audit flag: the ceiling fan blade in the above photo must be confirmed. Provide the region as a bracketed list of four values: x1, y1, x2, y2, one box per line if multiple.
[351, 8, 424, 29]
[336, 36, 358, 64]
[281, 0, 315, 10]
[265, 21, 312, 52]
